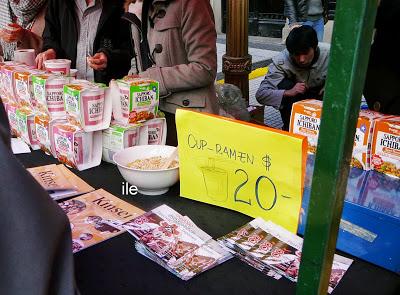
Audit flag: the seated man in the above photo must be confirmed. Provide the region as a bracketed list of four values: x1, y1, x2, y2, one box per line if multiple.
[256, 25, 330, 131]
[36, 0, 133, 84]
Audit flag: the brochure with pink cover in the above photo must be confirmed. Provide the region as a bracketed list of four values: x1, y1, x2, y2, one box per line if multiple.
[27, 164, 94, 200]
[59, 189, 144, 253]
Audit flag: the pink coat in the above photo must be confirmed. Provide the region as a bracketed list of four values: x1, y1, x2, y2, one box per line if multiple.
[127, 0, 219, 114]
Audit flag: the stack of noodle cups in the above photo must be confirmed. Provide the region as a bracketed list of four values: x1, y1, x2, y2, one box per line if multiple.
[0, 59, 112, 171]
[102, 76, 167, 164]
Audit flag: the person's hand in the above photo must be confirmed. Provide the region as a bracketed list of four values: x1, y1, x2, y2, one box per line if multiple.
[87, 52, 108, 71]
[0, 23, 25, 43]
[35, 49, 57, 70]
[284, 82, 307, 97]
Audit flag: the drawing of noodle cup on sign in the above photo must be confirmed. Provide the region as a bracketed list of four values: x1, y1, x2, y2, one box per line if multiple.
[44, 59, 71, 75]
[201, 158, 228, 202]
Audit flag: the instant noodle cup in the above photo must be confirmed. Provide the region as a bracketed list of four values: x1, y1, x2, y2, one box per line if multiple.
[35, 113, 62, 156]
[44, 59, 71, 75]
[102, 121, 149, 164]
[14, 69, 45, 108]
[13, 49, 36, 67]
[52, 122, 102, 170]
[289, 99, 322, 154]
[69, 69, 78, 80]
[32, 74, 70, 118]
[4, 100, 19, 137]
[0, 62, 22, 99]
[115, 78, 159, 124]
[352, 110, 387, 170]
[142, 118, 167, 145]
[64, 82, 112, 132]
[371, 116, 400, 178]
[1, 65, 20, 100]
[16, 107, 40, 149]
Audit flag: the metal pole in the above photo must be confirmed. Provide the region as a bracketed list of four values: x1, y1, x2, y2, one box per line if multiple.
[296, 0, 379, 294]
[223, 0, 252, 103]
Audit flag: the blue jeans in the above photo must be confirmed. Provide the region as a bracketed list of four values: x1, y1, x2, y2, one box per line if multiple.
[302, 18, 325, 42]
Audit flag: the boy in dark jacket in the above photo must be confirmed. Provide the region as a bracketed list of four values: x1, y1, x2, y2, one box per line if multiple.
[36, 0, 133, 84]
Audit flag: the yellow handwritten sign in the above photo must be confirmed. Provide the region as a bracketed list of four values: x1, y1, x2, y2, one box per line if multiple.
[176, 109, 307, 233]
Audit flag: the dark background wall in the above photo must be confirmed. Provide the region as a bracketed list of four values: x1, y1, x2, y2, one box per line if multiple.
[222, 0, 336, 38]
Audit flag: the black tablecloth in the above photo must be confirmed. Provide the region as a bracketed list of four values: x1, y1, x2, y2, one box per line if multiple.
[16, 151, 400, 295]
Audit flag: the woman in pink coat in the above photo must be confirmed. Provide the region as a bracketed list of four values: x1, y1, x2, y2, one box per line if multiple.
[124, 0, 219, 145]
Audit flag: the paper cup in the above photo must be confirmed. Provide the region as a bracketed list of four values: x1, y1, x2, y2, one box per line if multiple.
[46, 76, 69, 118]
[44, 59, 71, 75]
[81, 88, 105, 129]
[14, 49, 36, 67]
[117, 81, 130, 119]
[69, 69, 78, 79]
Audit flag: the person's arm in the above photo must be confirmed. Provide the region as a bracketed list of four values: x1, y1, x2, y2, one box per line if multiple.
[17, 30, 42, 52]
[139, 0, 217, 96]
[17, 5, 46, 54]
[255, 62, 287, 108]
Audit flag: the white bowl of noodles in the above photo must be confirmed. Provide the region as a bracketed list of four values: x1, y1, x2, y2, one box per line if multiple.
[113, 145, 179, 195]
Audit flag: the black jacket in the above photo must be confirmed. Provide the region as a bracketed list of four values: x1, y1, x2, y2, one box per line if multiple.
[42, 0, 133, 84]
[284, 0, 329, 23]
[0, 102, 79, 294]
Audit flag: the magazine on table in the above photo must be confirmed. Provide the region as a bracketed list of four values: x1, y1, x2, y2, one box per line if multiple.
[59, 189, 144, 253]
[218, 219, 353, 293]
[122, 205, 232, 280]
[27, 164, 94, 200]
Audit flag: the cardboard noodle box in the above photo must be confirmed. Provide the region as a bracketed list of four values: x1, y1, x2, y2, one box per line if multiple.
[114, 77, 159, 124]
[35, 114, 65, 157]
[102, 122, 149, 164]
[371, 116, 400, 178]
[290, 100, 388, 171]
[16, 107, 40, 150]
[143, 117, 167, 145]
[3, 100, 20, 137]
[32, 73, 70, 118]
[1, 64, 24, 100]
[352, 110, 387, 170]
[43, 59, 71, 75]
[289, 99, 322, 154]
[52, 122, 102, 171]
[63, 82, 112, 132]
[14, 69, 46, 108]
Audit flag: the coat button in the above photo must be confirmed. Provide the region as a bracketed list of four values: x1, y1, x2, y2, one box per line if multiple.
[182, 99, 190, 107]
[373, 101, 381, 111]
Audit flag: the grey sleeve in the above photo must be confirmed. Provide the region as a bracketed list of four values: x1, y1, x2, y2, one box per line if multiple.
[255, 62, 286, 108]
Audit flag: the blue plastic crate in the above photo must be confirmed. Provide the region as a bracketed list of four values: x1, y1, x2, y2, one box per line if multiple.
[298, 156, 400, 273]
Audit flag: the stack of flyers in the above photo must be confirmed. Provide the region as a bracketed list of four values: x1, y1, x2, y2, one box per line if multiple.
[218, 219, 353, 294]
[122, 205, 232, 280]
[27, 164, 94, 200]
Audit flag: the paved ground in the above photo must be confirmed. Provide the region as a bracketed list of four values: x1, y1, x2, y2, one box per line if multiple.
[216, 34, 284, 128]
